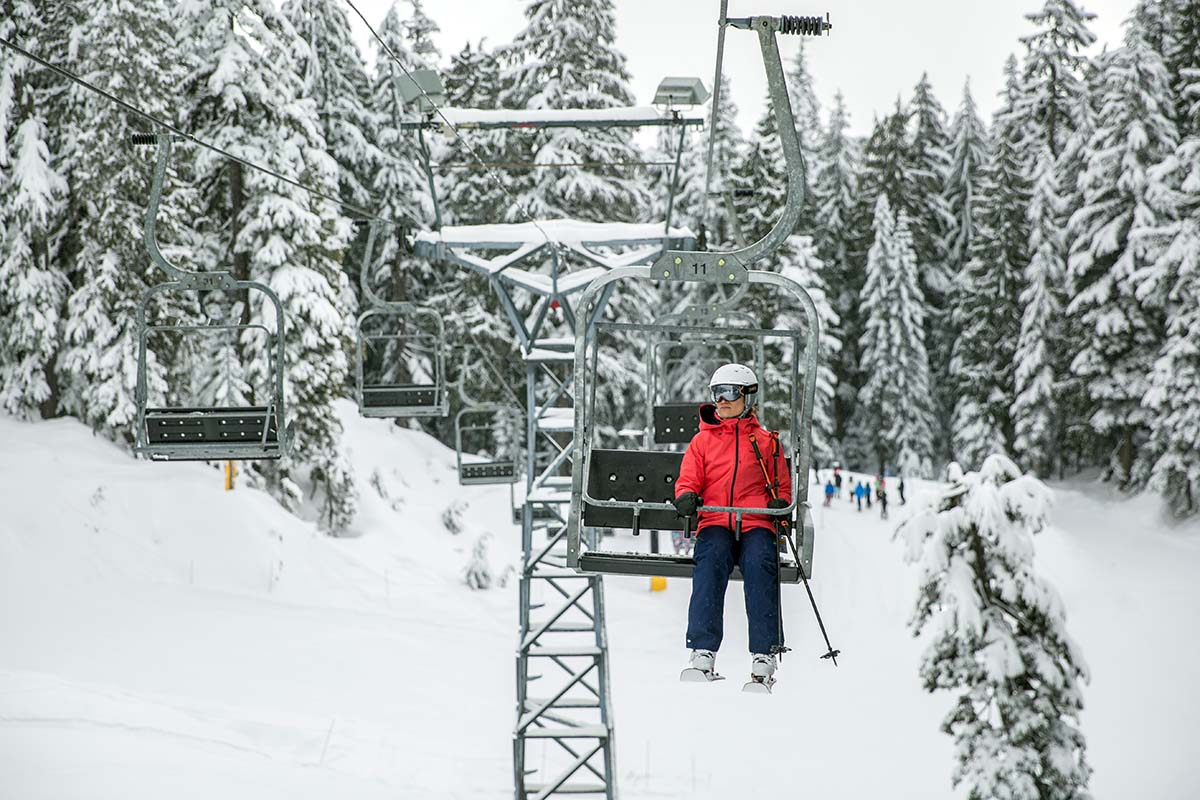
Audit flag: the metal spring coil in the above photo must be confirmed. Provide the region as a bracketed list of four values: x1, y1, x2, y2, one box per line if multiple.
[779, 15, 826, 36]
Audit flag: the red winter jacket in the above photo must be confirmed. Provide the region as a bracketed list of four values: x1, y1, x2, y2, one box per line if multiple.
[675, 404, 793, 532]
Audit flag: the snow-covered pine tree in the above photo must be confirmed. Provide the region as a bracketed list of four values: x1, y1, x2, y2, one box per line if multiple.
[942, 81, 989, 310]
[441, 38, 519, 226]
[843, 103, 911, 465]
[1137, 46, 1200, 516]
[366, 2, 437, 295]
[1066, 31, 1178, 489]
[179, 0, 358, 532]
[947, 56, 1030, 470]
[1011, 146, 1065, 477]
[283, 0, 379, 211]
[1018, 0, 1097, 159]
[403, 0, 441, 66]
[900, 455, 1090, 800]
[852, 195, 935, 476]
[52, 0, 200, 441]
[0, 3, 68, 420]
[500, 0, 646, 223]
[905, 73, 955, 298]
[1160, 0, 1200, 138]
[810, 91, 860, 443]
[856, 101, 912, 233]
[906, 74, 957, 462]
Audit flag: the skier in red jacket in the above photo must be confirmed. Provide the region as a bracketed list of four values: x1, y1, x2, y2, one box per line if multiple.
[672, 363, 791, 687]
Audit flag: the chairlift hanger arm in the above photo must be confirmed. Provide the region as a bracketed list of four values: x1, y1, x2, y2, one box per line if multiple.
[658, 14, 832, 281]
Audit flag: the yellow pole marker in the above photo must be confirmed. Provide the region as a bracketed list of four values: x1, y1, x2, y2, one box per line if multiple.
[224, 460, 237, 491]
[650, 576, 667, 592]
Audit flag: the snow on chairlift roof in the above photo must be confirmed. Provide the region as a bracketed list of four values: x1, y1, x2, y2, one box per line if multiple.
[415, 220, 694, 247]
[408, 105, 705, 130]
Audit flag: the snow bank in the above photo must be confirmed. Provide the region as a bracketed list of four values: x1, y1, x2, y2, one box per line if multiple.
[1, 418, 1195, 799]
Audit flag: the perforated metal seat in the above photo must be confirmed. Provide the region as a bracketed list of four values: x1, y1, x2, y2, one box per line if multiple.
[461, 461, 518, 484]
[142, 406, 281, 461]
[360, 383, 445, 417]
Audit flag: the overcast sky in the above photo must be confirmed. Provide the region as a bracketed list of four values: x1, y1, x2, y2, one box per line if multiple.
[344, 0, 1136, 136]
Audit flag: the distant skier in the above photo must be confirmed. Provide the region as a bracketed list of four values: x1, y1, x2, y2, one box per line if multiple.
[899, 475, 906, 505]
[833, 466, 843, 498]
[853, 480, 864, 511]
[672, 364, 790, 691]
[878, 485, 889, 520]
[823, 479, 835, 507]
[864, 479, 872, 509]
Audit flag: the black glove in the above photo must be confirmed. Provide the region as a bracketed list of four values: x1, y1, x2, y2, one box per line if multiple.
[767, 498, 790, 510]
[673, 492, 700, 518]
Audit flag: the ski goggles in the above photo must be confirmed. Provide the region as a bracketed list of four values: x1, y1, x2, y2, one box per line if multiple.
[711, 384, 750, 402]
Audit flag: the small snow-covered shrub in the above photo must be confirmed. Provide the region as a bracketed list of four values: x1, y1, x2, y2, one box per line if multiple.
[463, 533, 494, 590]
[442, 500, 467, 535]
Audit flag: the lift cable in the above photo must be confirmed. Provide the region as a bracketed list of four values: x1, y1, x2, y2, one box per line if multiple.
[0, 35, 407, 229]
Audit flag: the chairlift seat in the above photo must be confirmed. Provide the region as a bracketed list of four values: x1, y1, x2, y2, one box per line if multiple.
[652, 403, 701, 445]
[460, 460, 519, 485]
[578, 551, 803, 583]
[360, 383, 446, 417]
[581, 448, 808, 582]
[141, 406, 281, 461]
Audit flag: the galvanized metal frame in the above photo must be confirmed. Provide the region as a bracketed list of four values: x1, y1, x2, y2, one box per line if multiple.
[134, 135, 289, 462]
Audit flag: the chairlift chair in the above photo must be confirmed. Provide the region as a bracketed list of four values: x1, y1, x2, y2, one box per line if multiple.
[566, 13, 828, 582]
[132, 134, 289, 462]
[355, 224, 450, 418]
[455, 403, 521, 485]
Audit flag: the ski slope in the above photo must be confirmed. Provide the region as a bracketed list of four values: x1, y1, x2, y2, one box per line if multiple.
[1, 404, 1196, 799]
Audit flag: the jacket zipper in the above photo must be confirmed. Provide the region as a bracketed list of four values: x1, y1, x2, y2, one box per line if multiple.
[729, 420, 740, 531]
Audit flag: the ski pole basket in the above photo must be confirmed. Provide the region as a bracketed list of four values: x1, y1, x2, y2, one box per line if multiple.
[132, 134, 289, 462]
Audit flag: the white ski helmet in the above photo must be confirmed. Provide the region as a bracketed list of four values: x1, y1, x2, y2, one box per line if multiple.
[709, 363, 759, 409]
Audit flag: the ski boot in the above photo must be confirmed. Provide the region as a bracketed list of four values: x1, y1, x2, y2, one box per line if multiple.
[743, 653, 777, 694]
[680, 649, 724, 682]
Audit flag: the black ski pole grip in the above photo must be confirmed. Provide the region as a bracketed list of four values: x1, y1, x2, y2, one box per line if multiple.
[130, 133, 157, 146]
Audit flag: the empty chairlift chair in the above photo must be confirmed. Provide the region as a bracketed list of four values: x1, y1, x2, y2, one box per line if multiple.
[455, 403, 521, 485]
[132, 134, 289, 462]
[355, 224, 450, 418]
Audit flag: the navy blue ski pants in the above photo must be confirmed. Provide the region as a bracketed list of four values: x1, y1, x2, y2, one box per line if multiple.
[685, 526, 782, 654]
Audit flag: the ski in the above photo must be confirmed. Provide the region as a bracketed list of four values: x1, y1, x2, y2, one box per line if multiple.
[680, 667, 726, 683]
[742, 675, 776, 694]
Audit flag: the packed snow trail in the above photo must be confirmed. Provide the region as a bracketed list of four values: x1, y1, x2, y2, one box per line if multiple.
[1, 408, 1197, 798]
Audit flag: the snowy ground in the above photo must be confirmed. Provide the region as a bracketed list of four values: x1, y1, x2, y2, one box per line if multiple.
[1, 404, 1197, 798]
